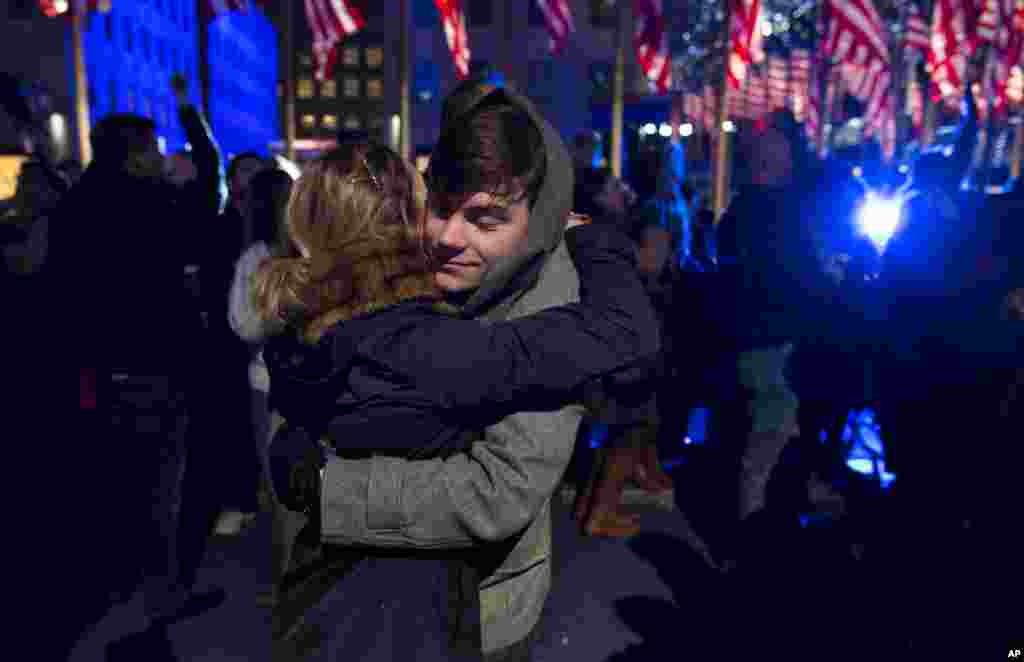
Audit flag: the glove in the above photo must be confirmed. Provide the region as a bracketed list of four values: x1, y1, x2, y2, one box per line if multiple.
[268, 422, 325, 516]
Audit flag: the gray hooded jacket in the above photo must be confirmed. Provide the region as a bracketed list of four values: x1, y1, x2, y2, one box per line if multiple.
[308, 87, 580, 653]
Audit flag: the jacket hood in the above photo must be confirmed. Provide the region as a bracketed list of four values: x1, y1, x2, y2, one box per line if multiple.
[439, 86, 574, 321]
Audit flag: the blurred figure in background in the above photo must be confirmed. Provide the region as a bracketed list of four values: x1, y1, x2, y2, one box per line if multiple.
[572, 130, 602, 169]
[50, 111, 208, 644]
[717, 122, 834, 564]
[228, 167, 293, 607]
[571, 165, 656, 538]
[631, 140, 692, 487]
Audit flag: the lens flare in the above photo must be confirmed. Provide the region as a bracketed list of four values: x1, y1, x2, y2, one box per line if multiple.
[857, 192, 903, 250]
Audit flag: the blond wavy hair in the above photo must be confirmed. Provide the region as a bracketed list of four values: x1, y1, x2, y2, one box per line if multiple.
[252, 142, 439, 344]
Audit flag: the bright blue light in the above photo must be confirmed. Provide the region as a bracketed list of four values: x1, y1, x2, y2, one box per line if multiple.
[856, 192, 903, 250]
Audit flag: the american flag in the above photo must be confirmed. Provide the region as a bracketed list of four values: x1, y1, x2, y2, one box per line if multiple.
[928, 0, 971, 102]
[703, 84, 718, 133]
[536, 0, 575, 55]
[907, 78, 924, 130]
[993, 0, 1024, 114]
[40, 0, 110, 16]
[728, 0, 764, 90]
[728, 84, 748, 119]
[435, 0, 470, 79]
[805, 7, 827, 147]
[684, 92, 700, 124]
[633, 0, 671, 94]
[747, 72, 767, 118]
[305, 0, 366, 82]
[767, 56, 788, 110]
[822, 0, 896, 157]
[974, 0, 1001, 46]
[905, 2, 931, 54]
[789, 49, 811, 121]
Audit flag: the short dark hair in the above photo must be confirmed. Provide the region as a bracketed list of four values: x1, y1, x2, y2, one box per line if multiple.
[246, 168, 293, 247]
[91, 113, 157, 166]
[429, 99, 546, 207]
[227, 151, 265, 185]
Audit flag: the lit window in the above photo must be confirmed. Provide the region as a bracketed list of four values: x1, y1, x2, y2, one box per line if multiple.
[343, 77, 360, 98]
[343, 47, 360, 68]
[322, 114, 338, 130]
[321, 79, 337, 98]
[344, 115, 361, 130]
[366, 78, 384, 99]
[297, 78, 314, 99]
[301, 114, 317, 130]
[365, 47, 384, 69]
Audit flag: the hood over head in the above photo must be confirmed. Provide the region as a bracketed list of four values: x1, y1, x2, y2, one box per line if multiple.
[431, 83, 574, 321]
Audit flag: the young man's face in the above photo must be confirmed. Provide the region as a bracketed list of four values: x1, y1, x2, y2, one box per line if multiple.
[425, 191, 531, 294]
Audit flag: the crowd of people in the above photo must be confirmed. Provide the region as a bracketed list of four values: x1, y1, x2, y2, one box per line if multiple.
[4, 68, 1020, 661]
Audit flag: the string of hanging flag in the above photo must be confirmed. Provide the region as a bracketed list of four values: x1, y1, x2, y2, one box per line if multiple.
[678, 0, 1023, 161]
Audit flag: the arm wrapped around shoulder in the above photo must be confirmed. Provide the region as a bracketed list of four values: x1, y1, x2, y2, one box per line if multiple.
[268, 421, 325, 516]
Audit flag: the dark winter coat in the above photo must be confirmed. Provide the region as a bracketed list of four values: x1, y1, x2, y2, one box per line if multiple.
[717, 184, 834, 351]
[265, 223, 659, 659]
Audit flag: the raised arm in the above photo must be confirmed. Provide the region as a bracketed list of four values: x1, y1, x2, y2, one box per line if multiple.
[172, 73, 225, 218]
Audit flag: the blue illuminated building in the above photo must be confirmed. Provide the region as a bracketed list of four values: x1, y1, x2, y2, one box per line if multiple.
[207, 9, 279, 159]
[74, 2, 202, 154]
[71, 3, 278, 158]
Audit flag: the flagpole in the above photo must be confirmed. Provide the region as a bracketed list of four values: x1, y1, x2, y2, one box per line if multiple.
[399, 0, 412, 162]
[815, 2, 829, 157]
[71, 9, 93, 166]
[921, 0, 936, 148]
[610, 0, 627, 179]
[905, 55, 916, 151]
[283, 0, 296, 161]
[922, 95, 936, 147]
[712, 0, 732, 222]
[979, 49, 998, 188]
[1011, 118, 1023, 181]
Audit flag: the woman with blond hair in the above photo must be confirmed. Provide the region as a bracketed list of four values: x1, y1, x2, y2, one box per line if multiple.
[255, 140, 659, 659]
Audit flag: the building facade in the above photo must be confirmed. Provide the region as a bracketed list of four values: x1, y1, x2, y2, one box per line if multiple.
[207, 8, 280, 160]
[1, 0, 85, 165]
[273, 0, 669, 160]
[0, 0, 279, 169]
[79, 1, 203, 156]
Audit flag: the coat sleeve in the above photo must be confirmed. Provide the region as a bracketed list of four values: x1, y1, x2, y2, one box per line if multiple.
[364, 224, 660, 415]
[178, 103, 226, 217]
[320, 242, 585, 547]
